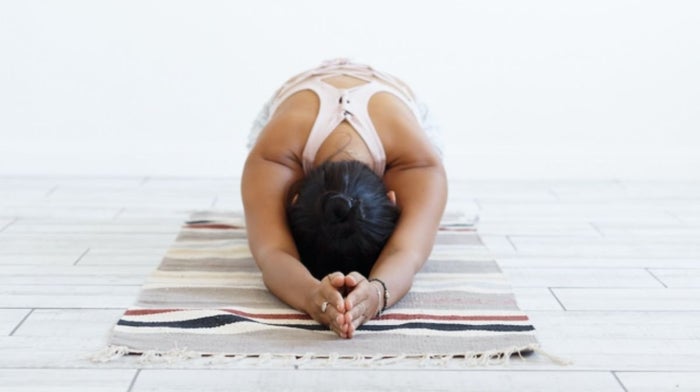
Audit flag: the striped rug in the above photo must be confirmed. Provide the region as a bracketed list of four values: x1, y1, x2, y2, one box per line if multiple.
[99, 211, 540, 365]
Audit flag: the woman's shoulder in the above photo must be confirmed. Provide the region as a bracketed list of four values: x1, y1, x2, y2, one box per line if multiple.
[384, 137, 444, 172]
[372, 103, 442, 170]
[247, 110, 311, 167]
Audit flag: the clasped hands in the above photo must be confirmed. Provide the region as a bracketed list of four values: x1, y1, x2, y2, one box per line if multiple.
[309, 271, 382, 339]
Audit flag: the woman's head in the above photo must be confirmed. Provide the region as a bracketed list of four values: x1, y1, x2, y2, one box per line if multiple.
[287, 160, 400, 279]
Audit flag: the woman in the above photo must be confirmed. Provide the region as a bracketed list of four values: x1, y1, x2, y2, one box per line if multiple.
[242, 59, 447, 339]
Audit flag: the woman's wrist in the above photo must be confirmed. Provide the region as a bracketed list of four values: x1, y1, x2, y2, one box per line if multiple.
[297, 274, 327, 316]
[368, 278, 390, 316]
[368, 280, 383, 318]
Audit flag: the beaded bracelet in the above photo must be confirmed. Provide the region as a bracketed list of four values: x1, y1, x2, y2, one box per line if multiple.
[368, 278, 390, 315]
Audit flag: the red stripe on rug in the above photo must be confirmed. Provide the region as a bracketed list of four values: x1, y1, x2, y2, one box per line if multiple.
[125, 309, 180, 316]
[185, 224, 243, 229]
[124, 308, 311, 320]
[378, 314, 529, 322]
[222, 309, 311, 320]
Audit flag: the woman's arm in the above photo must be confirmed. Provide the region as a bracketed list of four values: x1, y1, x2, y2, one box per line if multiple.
[241, 141, 350, 337]
[370, 161, 448, 296]
[343, 161, 448, 336]
[342, 109, 448, 336]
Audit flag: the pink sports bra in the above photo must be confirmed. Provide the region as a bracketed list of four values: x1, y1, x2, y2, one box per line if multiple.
[269, 59, 423, 176]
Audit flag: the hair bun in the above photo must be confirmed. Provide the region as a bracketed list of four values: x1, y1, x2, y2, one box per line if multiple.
[322, 192, 355, 223]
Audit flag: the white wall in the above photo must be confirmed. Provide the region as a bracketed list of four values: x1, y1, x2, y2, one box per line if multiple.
[1, 0, 698, 179]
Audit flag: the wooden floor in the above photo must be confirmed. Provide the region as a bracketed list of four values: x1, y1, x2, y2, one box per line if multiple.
[1, 177, 699, 391]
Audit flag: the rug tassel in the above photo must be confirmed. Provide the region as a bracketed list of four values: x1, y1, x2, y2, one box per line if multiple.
[256, 353, 274, 366]
[326, 353, 339, 367]
[137, 348, 200, 364]
[531, 344, 573, 366]
[89, 345, 130, 363]
[204, 353, 229, 365]
[292, 352, 313, 368]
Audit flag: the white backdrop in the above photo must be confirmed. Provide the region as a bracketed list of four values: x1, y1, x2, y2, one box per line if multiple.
[1, 0, 698, 179]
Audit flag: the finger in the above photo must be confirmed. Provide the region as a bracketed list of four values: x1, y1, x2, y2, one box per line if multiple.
[346, 309, 366, 339]
[328, 319, 345, 338]
[344, 271, 366, 290]
[326, 272, 346, 289]
[326, 308, 347, 339]
[321, 279, 346, 313]
[344, 276, 370, 310]
[344, 272, 367, 310]
[344, 280, 379, 334]
[345, 312, 355, 338]
[319, 298, 344, 336]
[321, 287, 348, 324]
[347, 299, 369, 323]
[343, 299, 370, 339]
[325, 272, 348, 310]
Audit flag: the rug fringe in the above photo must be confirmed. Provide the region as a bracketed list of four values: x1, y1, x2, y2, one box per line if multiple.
[89, 343, 570, 367]
[531, 344, 573, 366]
[138, 348, 201, 364]
[89, 345, 130, 363]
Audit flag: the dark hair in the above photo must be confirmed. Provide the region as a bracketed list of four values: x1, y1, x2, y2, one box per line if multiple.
[287, 160, 400, 279]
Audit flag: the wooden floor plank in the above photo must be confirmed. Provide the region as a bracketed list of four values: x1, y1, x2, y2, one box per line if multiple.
[0, 265, 153, 286]
[0, 218, 15, 231]
[12, 309, 125, 338]
[0, 309, 31, 336]
[4, 222, 181, 235]
[510, 288, 564, 310]
[132, 369, 624, 392]
[552, 288, 700, 311]
[648, 269, 700, 288]
[476, 222, 602, 237]
[496, 256, 700, 269]
[0, 233, 178, 246]
[0, 205, 124, 220]
[0, 253, 86, 266]
[77, 249, 168, 266]
[616, 371, 700, 392]
[504, 267, 663, 288]
[595, 226, 700, 240]
[477, 201, 681, 221]
[480, 235, 518, 255]
[507, 236, 700, 258]
[0, 369, 136, 392]
[0, 337, 132, 369]
[0, 285, 142, 308]
[527, 310, 700, 340]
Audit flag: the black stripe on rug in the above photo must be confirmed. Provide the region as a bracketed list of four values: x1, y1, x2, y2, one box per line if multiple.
[118, 314, 535, 333]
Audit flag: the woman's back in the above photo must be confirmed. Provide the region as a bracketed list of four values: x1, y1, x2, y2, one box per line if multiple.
[250, 61, 439, 177]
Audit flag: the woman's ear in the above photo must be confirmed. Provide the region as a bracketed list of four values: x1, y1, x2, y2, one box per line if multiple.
[386, 190, 396, 205]
[291, 193, 299, 205]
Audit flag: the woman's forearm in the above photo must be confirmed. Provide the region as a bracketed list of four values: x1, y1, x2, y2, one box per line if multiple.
[371, 164, 447, 309]
[369, 248, 424, 309]
[255, 248, 319, 314]
[255, 247, 350, 337]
